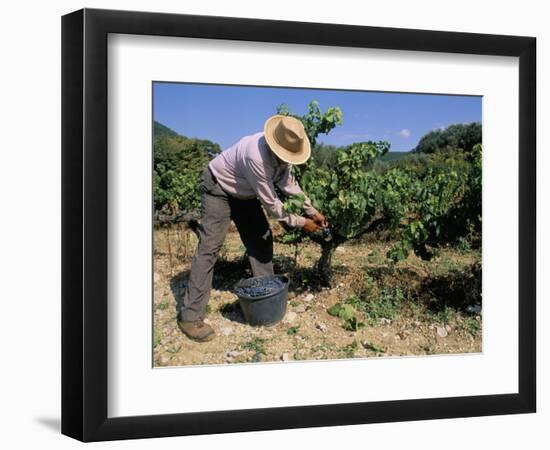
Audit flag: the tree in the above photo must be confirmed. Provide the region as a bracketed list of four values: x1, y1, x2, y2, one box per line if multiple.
[412, 122, 481, 154]
[153, 121, 221, 213]
[300, 141, 390, 283]
[282, 140, 390, 285]
[276, 102, 395, 284]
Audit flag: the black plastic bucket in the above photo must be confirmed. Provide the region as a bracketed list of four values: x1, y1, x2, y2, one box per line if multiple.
[233, 275, 289, 326]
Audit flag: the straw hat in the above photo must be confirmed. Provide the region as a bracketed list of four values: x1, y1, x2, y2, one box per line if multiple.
[264, 115, 311, 165]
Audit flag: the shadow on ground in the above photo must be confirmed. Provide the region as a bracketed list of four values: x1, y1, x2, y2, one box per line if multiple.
[421, 262, 482, 312]
[218, 300, 247, 324]
[168, 254, 325, 321]
[365, 261, 482, 313]
[169, 257, 250, 315]
[212, 254, 324, 324]
[35, 417, 60, 433]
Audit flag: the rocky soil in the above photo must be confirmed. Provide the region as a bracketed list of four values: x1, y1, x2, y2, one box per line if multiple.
[153, 225, 482, 367]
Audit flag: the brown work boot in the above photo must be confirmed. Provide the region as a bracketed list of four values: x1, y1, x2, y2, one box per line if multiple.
[177, 319, 216, 342]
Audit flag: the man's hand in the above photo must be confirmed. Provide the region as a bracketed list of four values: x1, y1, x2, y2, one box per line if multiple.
[312, 212, 329, 228]
[303, 218, 321, 233]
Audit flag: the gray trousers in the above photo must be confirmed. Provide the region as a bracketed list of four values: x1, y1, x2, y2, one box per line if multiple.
[180, 168, 274, 321]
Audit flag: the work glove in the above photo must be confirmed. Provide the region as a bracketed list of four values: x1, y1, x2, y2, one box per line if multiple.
[303, 218, 321, 233]
[312, 212, 329, 228]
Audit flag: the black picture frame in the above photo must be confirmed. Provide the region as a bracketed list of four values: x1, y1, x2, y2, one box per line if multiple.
[61, 8, 536, 442]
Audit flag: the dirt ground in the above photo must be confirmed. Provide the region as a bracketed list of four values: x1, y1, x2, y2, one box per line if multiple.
[153, 223, 482, 367]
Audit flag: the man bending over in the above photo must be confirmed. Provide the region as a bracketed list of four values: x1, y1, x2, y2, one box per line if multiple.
[178, 115, 327, 342]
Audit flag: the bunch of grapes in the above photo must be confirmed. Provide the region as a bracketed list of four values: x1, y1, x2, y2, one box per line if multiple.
[312, 226, 332, 240]
[235, 278, 284, 298]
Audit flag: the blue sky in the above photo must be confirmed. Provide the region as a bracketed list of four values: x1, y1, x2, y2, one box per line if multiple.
[153, 82, 481, 152]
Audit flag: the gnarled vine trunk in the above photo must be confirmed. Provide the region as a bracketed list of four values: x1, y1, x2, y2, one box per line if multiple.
[317, 241, 336, 286]
[313, 219, 385, 287]
[314, 233, 346, 287]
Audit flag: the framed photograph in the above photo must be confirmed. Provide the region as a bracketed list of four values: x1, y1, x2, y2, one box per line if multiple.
[62, 8, 536, 442]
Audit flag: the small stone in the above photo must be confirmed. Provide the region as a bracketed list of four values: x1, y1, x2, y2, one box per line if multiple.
[220, 326, 233, 336]
[413, 321, 422, 327]
[294, 304, 307, 313]
[288, 291, 297, 300]
[281, 352, 291, 362]
[303, 294, 314, 302]
[154, 272, 161, 283]
[436, 326, 448, 338]
[336, 247, 346, 253]
[445, 324, 452, 332]
[379, 318, 392, 325]
[252, 352, 262, 362]
[283, 311, 297, 324]
[316, 322, 327, 332]
[226, 350, 242, 358]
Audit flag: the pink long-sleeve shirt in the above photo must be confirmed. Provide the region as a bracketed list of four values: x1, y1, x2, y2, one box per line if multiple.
[208, 132, 318, 228]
